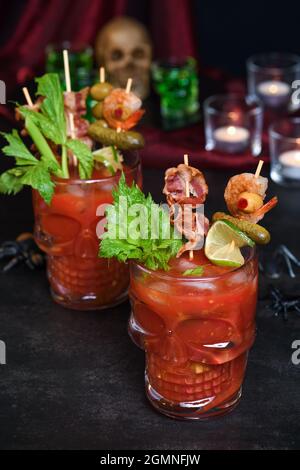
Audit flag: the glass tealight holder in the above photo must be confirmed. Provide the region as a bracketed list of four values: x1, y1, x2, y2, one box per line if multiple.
[247, 53, 300, 112]
[204, 95, 263, 156]
[269, 118, 300, 188]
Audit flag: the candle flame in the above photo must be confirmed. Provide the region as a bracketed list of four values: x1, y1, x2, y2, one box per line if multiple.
[269, 84, 278, 94]
[227, 126, 236, 135]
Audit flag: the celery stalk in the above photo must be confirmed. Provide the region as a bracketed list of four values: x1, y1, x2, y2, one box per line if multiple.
[25, 116, 63, 177]
[61, 145, 69, 179]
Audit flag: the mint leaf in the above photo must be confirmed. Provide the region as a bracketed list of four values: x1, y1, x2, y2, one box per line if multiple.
[35, 73, 66, 144]
[20, 162, 54, 204]
[66, 139, 93, 179]
[99, 174, 183, 271]
[182, 266, 204, 276]
[1, 130, 38, 166]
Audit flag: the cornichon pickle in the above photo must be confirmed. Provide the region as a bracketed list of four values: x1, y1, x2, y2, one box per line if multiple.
[88, 122, 145, 150]
[92, 102, 103, 119]
[96, 119, 109, 128]
[90, 82, 113, 101]
[212, 212, 271, 245]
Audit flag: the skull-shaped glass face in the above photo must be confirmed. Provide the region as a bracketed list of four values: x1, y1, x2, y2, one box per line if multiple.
[96, 18, 152, 99]
[130, 297, 255, 366]
[129, 257, 257, 414]
[33, 183, 108, 259]
[129, 252, 257, 366]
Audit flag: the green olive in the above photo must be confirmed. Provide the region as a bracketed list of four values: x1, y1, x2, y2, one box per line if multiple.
[212, 212, 271, 245]
[92, 102, 103, 119]
[90, 82, 113, 101]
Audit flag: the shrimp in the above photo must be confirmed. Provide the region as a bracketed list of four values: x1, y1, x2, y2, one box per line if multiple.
[102, 89, 145, 130]
[224, 173, 277, 223]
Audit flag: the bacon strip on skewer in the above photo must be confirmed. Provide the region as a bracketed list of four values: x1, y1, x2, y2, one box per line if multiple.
[63, 87, 89, 116]
[164, 163, 209, 257]
[163, 164, 208, 207]
[63, 88, 93, 149]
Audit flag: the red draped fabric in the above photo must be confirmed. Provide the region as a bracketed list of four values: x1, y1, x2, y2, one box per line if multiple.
[0, 0, 198, 92]
[0, 0, 264, 169]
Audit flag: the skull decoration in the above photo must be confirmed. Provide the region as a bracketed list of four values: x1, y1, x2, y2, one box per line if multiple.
[129, 266, 257, 416]
[95, 16, 152, 100]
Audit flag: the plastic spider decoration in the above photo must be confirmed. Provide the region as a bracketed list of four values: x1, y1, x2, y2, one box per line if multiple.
[260, 244, 300, 279]
[0, 233, 45, 272]
[269, 285, 300, 321]
[260, 245, 300, 320]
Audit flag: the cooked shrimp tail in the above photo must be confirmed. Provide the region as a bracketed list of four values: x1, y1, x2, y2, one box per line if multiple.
[249, 196, 278, 223]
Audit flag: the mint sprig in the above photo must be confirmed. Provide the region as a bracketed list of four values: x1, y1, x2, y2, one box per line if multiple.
[182, 266, 204, 276]
[99, 174, 183, 271]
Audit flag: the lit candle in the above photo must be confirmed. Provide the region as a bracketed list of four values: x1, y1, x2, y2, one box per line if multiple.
[279, 149, 300, 179]
[213, 125, 250, 153]
[257, 80, 290, 107]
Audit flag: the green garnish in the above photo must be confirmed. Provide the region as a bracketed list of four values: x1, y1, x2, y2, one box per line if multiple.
[0, 130, 55, 204]
[93, 146, 123, 175]
[99, 174, 183, 270]
[205, 219, 254, 268]
[111, 145, 119, 163]
[182, 266, 204, 276]
[0, 73, 94, 204]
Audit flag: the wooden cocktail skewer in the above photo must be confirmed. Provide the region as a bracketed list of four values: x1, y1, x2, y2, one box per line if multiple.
[63, 49, 71, 93]
[22, 87, 33, 107]
[125, 78, 132, 94]
[184, 154, 190, 197]
[100, 66, 105, 84]
[255, 159, 264, 178]
[63, 49, 77, 167]
[114, 127, 122, 151]
[183, 154, 194, 261]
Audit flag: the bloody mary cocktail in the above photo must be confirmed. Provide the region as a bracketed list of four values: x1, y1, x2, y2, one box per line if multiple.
[33, 152, 142, 310]
[129, 247, 258, 419]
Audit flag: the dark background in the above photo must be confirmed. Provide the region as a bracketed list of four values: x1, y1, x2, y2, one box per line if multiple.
[1, 0, 300, 76]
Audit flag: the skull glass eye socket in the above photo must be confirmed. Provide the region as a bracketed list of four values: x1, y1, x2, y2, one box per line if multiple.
[110, 48, 124, 62]
[177, 318, 236, 347]
[132, 47, 146, 60]
[133, 302, 166, 336]
[41, 214, 81, 243]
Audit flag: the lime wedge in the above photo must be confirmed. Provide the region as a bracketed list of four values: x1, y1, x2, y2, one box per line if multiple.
[93, 146, 123, 174]
[205, 220, 255, 267]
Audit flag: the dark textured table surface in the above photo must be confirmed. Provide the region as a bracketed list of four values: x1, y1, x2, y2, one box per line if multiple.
[0, 166, 300, 450]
